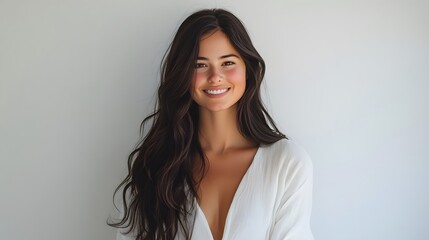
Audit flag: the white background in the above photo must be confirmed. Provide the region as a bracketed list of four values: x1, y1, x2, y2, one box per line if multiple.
[1, 0, 428, 240]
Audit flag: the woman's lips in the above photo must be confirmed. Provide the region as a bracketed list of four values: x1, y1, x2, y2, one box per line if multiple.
[203, 88, 230, 97]
[204, 88, 228, 95]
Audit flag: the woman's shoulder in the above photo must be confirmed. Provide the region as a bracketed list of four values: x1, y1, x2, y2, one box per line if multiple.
[259, 138, 313, 180]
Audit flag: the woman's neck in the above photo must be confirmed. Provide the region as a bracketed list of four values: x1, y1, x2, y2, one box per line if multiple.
[198, 105, 254, 154]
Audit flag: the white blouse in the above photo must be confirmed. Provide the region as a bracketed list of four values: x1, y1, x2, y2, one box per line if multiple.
[117, 139, 314, 240]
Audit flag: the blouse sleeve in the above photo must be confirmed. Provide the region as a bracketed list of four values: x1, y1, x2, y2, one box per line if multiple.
[270, 145, 314, 240]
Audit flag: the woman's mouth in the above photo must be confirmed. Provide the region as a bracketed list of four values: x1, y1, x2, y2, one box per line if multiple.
[204, 88, 229, 95]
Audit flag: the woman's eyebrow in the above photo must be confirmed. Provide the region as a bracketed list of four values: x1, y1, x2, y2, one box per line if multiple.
[220, 54, 240, 59]
[197, 54, 240, 60]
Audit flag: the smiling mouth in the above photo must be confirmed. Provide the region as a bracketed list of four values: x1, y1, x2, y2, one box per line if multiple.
[204, 88, 230, 95]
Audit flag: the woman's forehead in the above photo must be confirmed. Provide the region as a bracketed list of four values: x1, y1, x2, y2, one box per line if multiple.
[198, 31, 240, 58]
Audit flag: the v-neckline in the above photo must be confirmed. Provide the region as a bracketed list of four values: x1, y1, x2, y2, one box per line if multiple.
[194, 145, 263, 240]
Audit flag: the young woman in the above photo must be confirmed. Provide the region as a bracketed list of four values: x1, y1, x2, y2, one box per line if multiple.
[110, 8, 313, 240]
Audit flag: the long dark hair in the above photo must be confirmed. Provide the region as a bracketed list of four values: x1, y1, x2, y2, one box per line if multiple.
[108, 8, 285, 240]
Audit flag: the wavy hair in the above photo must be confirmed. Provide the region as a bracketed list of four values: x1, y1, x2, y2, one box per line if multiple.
[108, 8, 285, 240]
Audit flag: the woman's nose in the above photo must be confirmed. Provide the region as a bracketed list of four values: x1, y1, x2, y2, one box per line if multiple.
[208, 67, 223, 83]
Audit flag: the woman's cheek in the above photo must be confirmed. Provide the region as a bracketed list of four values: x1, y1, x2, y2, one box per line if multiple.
[226, 67, 246, 82]
[193, 71, 206, 84]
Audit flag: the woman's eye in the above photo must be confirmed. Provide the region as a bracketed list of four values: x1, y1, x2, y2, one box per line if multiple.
[195, 63, 206, 68]
[223, 61, 235, 66]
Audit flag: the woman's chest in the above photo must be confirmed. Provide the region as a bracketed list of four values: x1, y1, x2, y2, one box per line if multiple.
[196, 151, 255, 239]
[194, 148, 279, 240]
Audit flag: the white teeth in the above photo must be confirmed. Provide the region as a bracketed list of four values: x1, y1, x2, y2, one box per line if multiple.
[205, 89, 228, 95]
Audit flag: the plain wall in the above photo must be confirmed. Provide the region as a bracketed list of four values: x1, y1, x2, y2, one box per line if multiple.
[1, 0, 428, 240]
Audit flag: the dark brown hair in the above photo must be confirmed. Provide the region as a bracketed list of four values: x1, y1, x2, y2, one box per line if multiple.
[108, 8, 285, 240]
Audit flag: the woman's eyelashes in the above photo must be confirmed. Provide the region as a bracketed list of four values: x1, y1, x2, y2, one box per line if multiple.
[195, 63, 207, 68]
[222, 61, 235, 66]
[194, 61, 235, 69]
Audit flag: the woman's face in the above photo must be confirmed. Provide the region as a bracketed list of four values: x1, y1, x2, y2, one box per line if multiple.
[191, 30, 246, 113]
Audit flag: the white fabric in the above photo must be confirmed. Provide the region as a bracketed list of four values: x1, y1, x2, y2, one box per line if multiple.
[117, 139, 314, 240]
